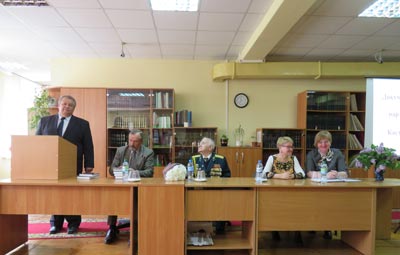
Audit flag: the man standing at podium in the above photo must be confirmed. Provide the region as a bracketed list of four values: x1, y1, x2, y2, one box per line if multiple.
[36, 95, 94, 235]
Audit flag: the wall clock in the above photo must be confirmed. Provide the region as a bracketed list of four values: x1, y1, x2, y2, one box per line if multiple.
[234, 93, 249, 108]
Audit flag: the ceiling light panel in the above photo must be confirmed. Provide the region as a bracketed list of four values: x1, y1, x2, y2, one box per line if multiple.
[150, 0, 199, 12]
[359, 0, 400, 18]
[0, 0, 48, 6]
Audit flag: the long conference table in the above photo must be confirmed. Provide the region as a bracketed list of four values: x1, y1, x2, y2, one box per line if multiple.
[0, 177, 399, 255]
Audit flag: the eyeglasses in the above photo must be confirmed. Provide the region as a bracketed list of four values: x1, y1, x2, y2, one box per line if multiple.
[281, 145, 294, 149]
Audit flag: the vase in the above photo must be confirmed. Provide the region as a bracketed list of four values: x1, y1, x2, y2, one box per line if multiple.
[375, 169, 385, 181]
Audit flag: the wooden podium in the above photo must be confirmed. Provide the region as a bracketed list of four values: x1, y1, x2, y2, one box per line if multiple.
[11, 135, 77, 180]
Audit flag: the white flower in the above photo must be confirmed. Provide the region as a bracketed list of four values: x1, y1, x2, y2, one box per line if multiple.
[164, 164, 187, 181]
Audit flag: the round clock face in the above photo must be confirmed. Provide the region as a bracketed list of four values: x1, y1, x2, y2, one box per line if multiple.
[234, 93, 249, 108]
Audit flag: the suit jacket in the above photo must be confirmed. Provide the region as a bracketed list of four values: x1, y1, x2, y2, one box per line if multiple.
[36, 114, 94, 174]
[192, 152, 231, 178]
[306, 148, 347, 174]
[110, 144, 154, 177]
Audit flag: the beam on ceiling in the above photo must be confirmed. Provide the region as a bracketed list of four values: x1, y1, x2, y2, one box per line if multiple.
[239, 0, 318, 61]
[212, 62, 400, 81]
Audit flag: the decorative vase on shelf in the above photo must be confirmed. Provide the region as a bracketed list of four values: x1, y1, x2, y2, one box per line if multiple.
[375, 169, 385, 181]
[234, 124, 244, 147]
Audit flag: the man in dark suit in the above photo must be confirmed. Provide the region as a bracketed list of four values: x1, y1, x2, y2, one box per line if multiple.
[36, 95, 94, 235]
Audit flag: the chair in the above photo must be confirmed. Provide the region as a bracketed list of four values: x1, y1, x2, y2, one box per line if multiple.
[393, 209, 400, 233]
[116, 219, 130, 230]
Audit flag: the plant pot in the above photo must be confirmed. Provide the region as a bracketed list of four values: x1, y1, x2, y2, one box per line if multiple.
[251, 142, 259, 147]
[220, 139, 228, 147]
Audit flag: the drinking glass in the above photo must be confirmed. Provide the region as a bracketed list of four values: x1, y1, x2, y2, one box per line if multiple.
[311, 171, 320, 180]
[197, 170, 206, 180]
[128, 169, 141, 180]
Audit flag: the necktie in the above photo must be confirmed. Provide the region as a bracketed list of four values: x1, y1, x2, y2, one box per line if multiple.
[57, 117, 65, 136]
[204, 157, 208, 163]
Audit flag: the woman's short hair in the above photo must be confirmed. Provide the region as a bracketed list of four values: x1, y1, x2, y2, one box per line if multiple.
[314, 130, 332, 147]
[276, 136, 293, 147]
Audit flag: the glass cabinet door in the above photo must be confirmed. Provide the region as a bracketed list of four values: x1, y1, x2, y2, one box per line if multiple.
[174, 127, 217, 165]
[106, 88, 175, 170]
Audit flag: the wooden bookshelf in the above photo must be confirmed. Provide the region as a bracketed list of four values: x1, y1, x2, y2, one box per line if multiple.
[256, 128, 305, 168]
[106, 88, 174, 173]
[297, 90, 366, 166]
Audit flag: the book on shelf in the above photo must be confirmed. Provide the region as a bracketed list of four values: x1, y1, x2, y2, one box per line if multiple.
[77, 173, 100, 180]
[348, 134, 363, 149]
[350, 94, 358, 111]
[349, 114, 364, 131]
[174, 110, 192, 127]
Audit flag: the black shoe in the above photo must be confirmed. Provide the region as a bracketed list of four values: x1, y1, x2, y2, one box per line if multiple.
[323, 231, 332, 240]
[49, 226, 60, 234]
[272, 231, 281, 241]
[105, 227, 117, 244]
[67, 226, 78, 234]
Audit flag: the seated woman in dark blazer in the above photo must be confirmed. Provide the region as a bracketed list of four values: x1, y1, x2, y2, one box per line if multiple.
[306, 130, 348, 239]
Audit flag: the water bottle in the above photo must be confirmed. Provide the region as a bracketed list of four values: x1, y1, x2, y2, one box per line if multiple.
[187, 159, 194, 181]
[320, 160, 328, 184]
[255, 160, 264, 183]
[122, 159, 129, 181]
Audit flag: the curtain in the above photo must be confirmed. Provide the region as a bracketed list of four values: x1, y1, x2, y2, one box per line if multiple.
[0, 74, 39, 158]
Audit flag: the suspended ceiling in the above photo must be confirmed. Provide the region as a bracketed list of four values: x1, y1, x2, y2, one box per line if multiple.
[0, 0, 399, 83]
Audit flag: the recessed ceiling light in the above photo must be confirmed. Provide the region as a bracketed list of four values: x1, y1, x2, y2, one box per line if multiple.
[0, 61, 28, 71]
[150, 0, 199, 12]
[0, 0, 48, 6]
[359, 0, 400, 18]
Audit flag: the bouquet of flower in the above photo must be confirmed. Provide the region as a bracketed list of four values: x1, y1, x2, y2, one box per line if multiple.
[355, 143, 400, 172]
[163, 163, 187, 181]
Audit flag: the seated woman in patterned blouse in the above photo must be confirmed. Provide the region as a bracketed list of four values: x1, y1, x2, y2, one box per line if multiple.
[262, 136, 305, 179]
[263, 136, 305, 243]
[262, 136, 305, 243]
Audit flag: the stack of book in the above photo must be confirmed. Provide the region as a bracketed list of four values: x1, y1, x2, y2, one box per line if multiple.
[77, 173, 100, 180]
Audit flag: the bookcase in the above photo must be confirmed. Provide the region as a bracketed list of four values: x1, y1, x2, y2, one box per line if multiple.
[174, 127, 217, 165]
[256, 128, 305, 167]
[297, 90, 366, 165]
[107, 88, 174, 169]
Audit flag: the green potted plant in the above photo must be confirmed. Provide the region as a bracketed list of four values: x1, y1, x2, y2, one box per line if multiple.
[234, 124, 244, 147]
[220, 134, 229, 146]
[29, 88, 52, 130]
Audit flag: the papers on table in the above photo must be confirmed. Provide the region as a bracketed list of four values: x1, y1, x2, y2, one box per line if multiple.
[311, 178, 361, 183]
[77, 173, 100, 180]
[113, 170, 123, 180]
